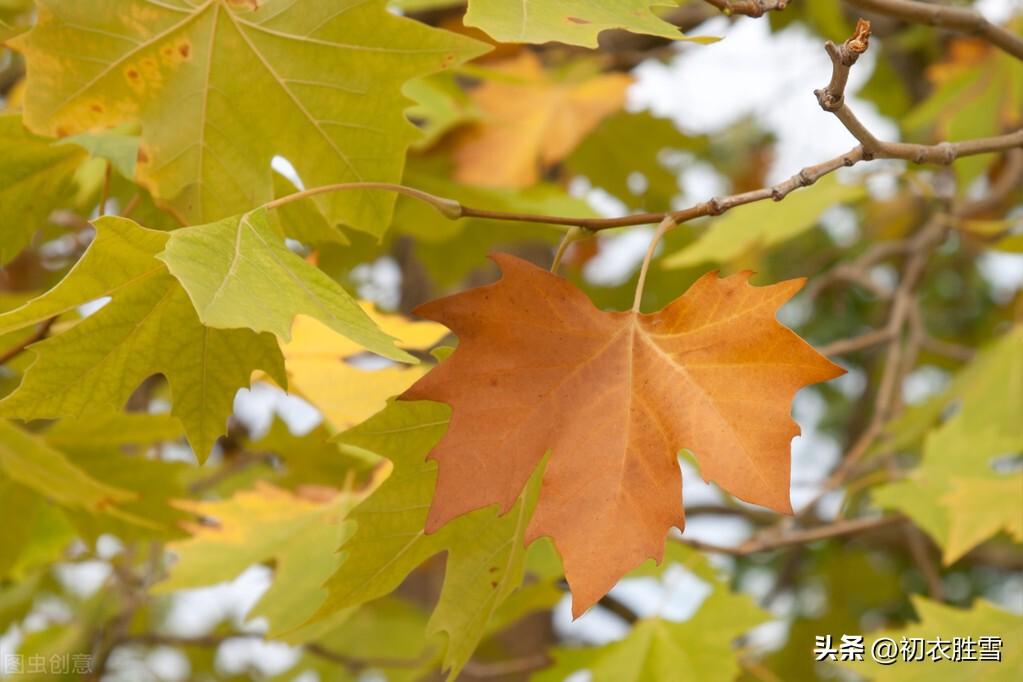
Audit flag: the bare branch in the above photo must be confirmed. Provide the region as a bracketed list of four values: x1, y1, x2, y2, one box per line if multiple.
[843, 0, 1023, 60]
[703, 0, 789, 18]
[680, 514, 907, 555]
[0, 316, 57, 365]
[120, 633, 421, 672]
[818, 19, 1023, 163]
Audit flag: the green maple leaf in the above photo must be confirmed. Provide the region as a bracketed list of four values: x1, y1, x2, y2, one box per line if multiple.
[43, 413, 184, 450]
[12, 0, 487, 231]
[836, 596, 1022, 681]
[0, 113, 85, 264]
[873, 326, 1022, 562]
[0, 216, 286, 460]
[663, 174, 867, 269]
[0, 419, 134, 512]
[566, 111, 706, 212]
[157, 207, 412, 360]
[314, 399, 544, 680]
[155, 483, 357, 638]
[464, 0, 716, 48]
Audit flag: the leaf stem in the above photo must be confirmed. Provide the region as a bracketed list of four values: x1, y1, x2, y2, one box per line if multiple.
[264, 181, 463, 218]
[550, 226, 584, 274]
[632, 215, 676, 312]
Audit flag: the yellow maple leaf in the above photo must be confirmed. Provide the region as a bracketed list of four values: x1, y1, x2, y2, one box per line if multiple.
[453, 53, 630, 188]
[281, 303, 449, 430]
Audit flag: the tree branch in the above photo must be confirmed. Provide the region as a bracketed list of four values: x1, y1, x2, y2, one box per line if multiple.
[702, 0, 789, 18]
[843, 0, 1023, 60]
[120, 633, 422, 672]
[680, 514, 906, 555]
[817, 19, 1023, 163]
[0, 316, 57, 365]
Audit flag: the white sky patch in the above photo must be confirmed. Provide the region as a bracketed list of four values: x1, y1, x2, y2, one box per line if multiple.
[630, 17, 899, 183]
[233, 382, 322, 439]
[271, 155, 304, 189]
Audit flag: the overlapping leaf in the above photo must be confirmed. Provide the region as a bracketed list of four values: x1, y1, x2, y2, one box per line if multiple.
[0, 216, 285, 459]
[402, 253, 843, 615]
[0, 112, 84, 264]
[873, 326, 1022, 562]
[316, 400, 544, 680]
[0, 419, 133, 512]
[452, 53, 630, 187]
[535, 544, 768, 681]
[12, 0, 487, 230]
[156, 483, 355, 638]
[157, 207, 412, 360]
[279, 303, 448, 429]
[464, 0, 712, 48]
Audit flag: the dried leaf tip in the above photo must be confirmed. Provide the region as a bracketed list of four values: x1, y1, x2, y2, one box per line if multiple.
[847, 18, 871, 54]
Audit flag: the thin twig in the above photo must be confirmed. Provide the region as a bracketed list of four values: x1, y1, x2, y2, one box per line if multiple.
[843, 0, 1023, 60]
[680, 514, 906, 555]
[263, 133, 1016, 236]
[702, 0, 789, 18]
[99, 161, 112, 217]
[817, 19, 1023, 163]
[818, 326, 895, 356]
[0, 316, 57, 365]
[462, 655, 551, 678]
[120, 633, 422, 672]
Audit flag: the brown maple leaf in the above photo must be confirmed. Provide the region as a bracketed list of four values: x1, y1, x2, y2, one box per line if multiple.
[402, 253, 844, 616]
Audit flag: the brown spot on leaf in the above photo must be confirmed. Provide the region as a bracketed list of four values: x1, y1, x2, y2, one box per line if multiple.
[566, 16, 591, 24]
[137, 147, 150, 164]
[178, 42, 191, 59]
[90, 103, 104, 114]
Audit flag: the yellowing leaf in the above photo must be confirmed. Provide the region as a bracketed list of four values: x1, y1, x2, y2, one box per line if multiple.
[0, 112, 84, 264]
[157, 483, 355, 638]
[281, 303, 448, 429]
[0, 216, 286, 459]
[452, 53, 630, 187]
[0, 419, 133, 511]
[942, 475, 1023, 564]
[904, 39, 1023, 186]
[158, 208, 413, 362]
[402, 254, 843, 616]
[464, 0, 712, 48]
[13, 0, 487, 231]
[663, 174, 866, 269]
[874, 326, 1023, 562]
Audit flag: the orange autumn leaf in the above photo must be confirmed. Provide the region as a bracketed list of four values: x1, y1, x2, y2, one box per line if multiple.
[453, 53, 630, 188]
[402, 254, 844, 616]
